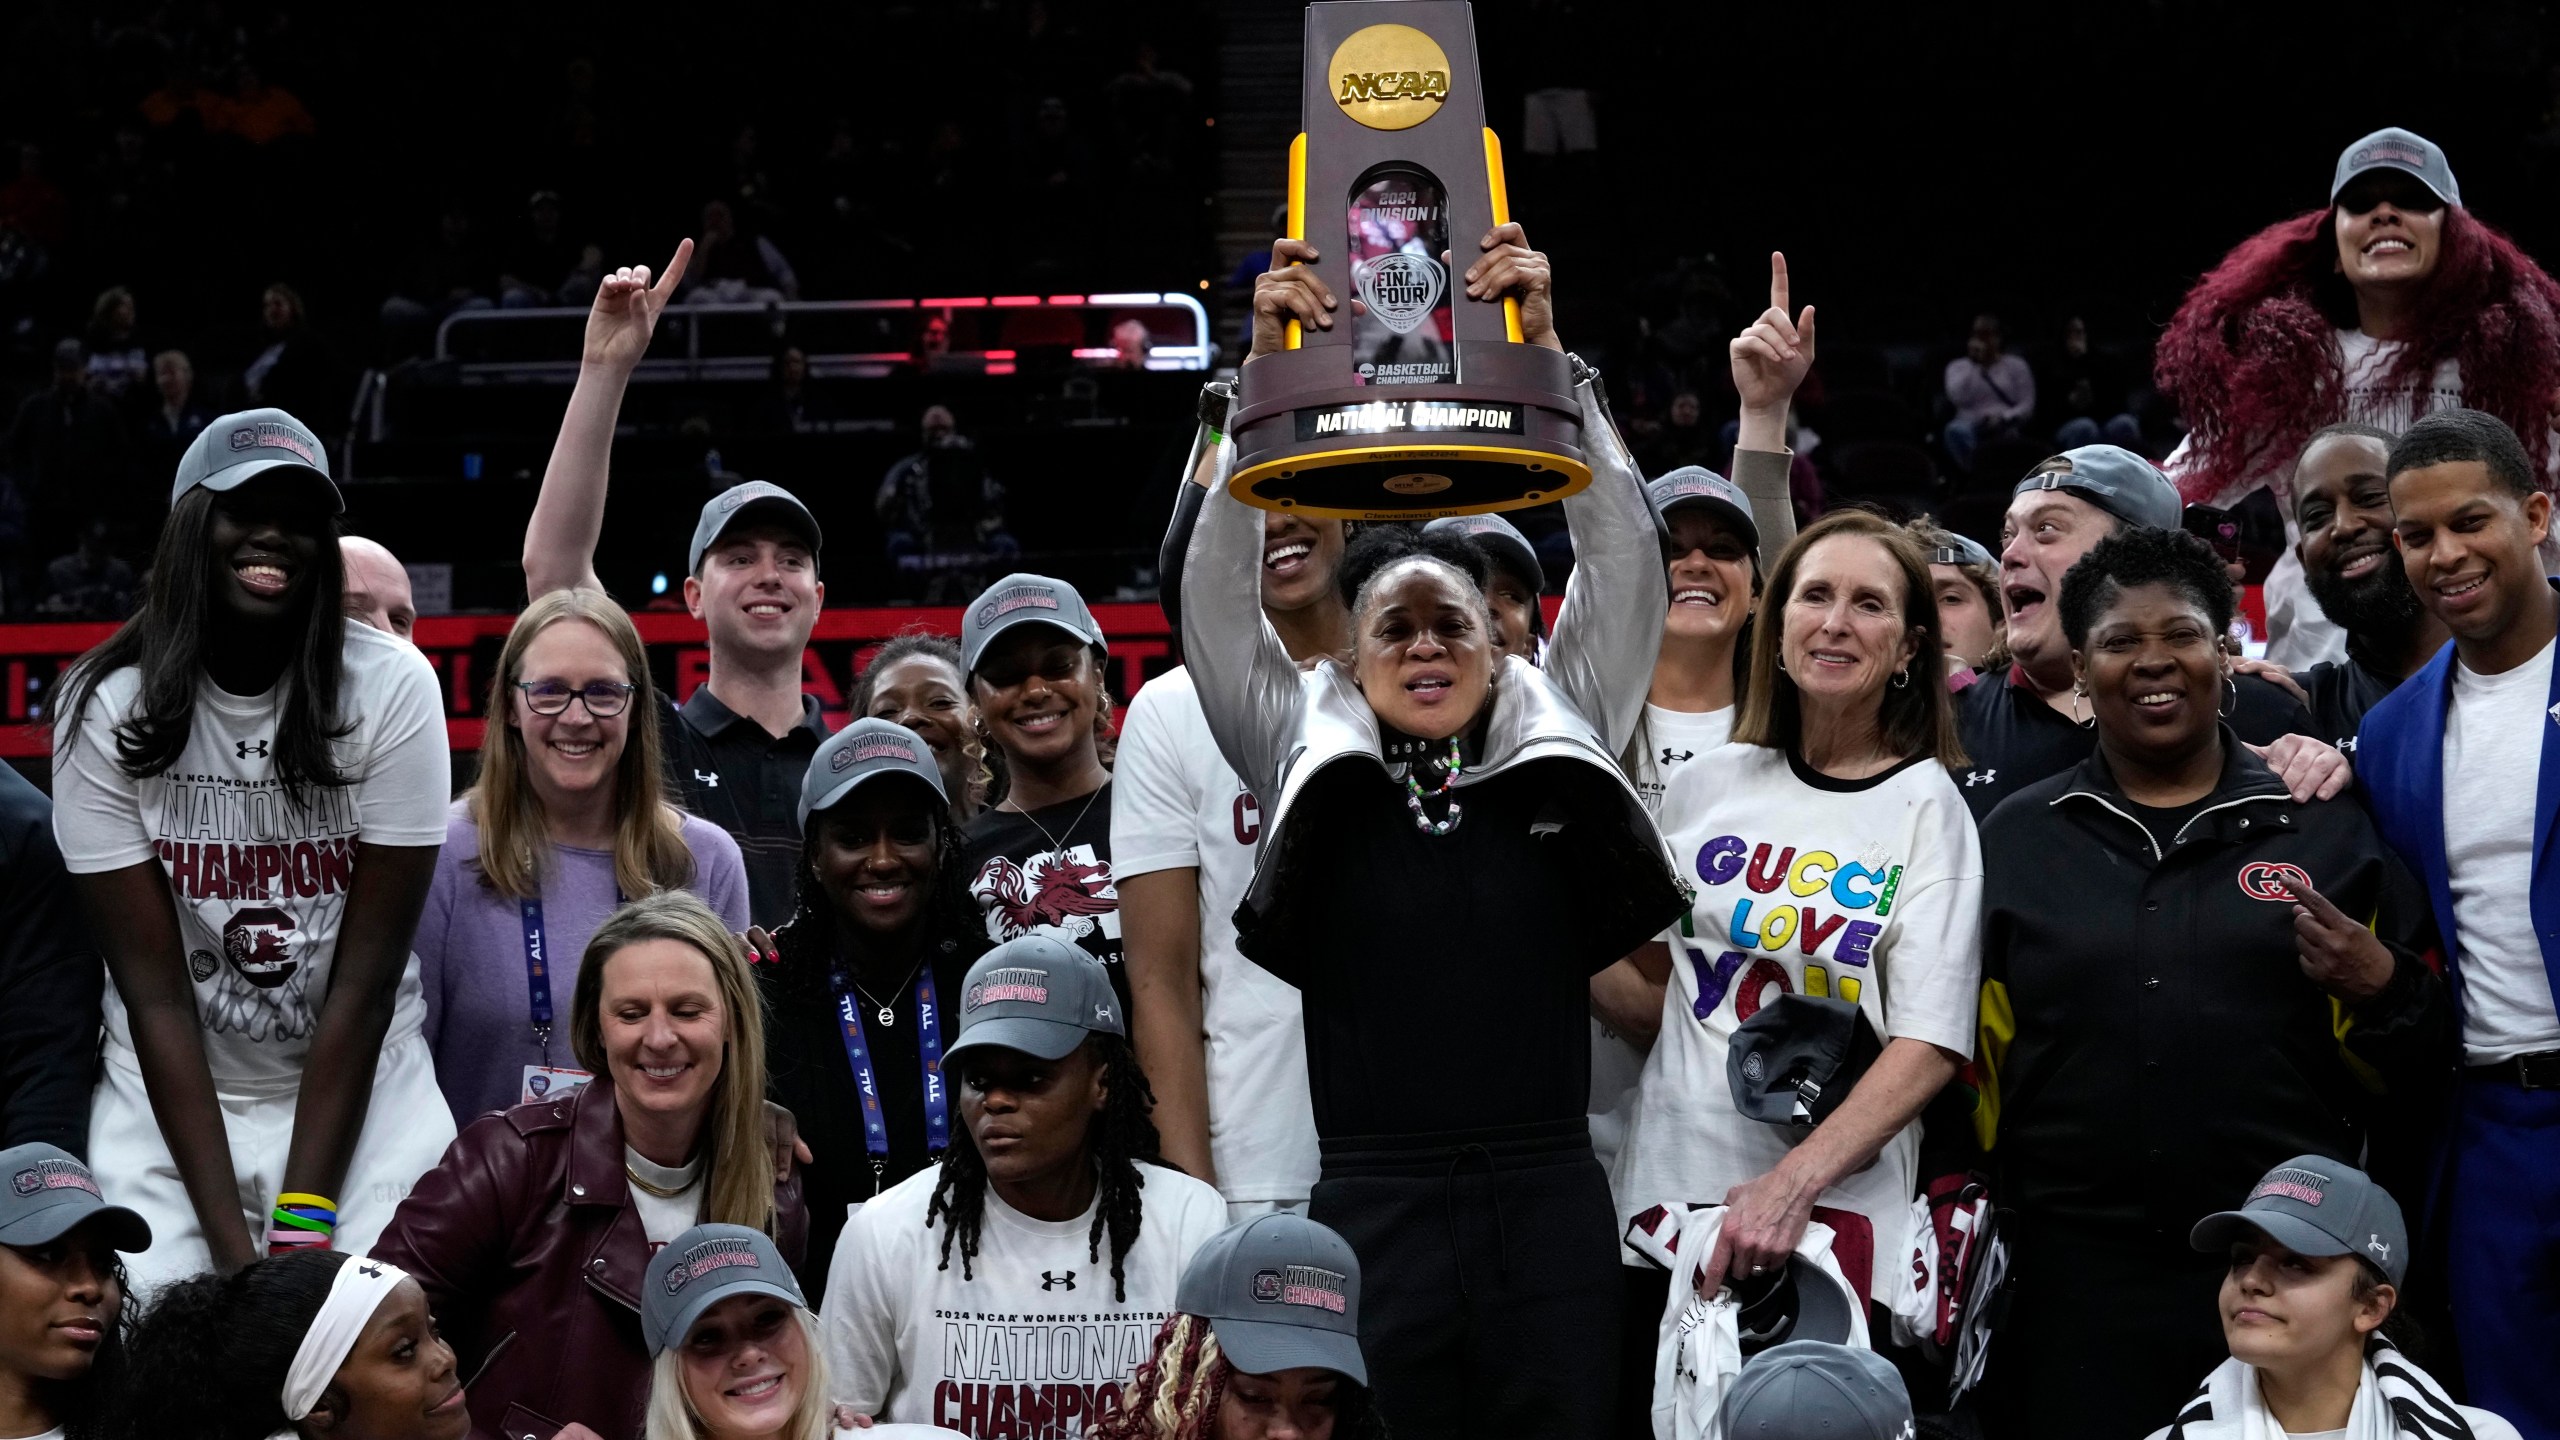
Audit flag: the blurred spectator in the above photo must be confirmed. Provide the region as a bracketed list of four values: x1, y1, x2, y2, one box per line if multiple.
[753, 345, 831, 432]
[1108, 39, 1195, 183]
[1013, 97, 1094, 280]
[204, 61, 315, 145]
[688, 198, 798, 304]
[6, 339, 127, 575]
[914, 312, 968, 374]
[1942, 312, 2037, 472]
[39, 520, 136, 619]
[242, 282, 344, 423]
[140, 348, 210, 468]
[876, 404, 1014, 599]
[0, 144, 67, 248]
[380, 205, 497, 355]
[2039, 316, 2145, 452]
[1637, 391, 1719, 475]
[1110, 316, 1152, 368]
[82, 287, 149, 402]
[499, 190, 599, 307]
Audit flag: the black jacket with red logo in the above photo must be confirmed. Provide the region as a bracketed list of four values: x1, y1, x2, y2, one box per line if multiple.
[1974, 731, 2454, 1238]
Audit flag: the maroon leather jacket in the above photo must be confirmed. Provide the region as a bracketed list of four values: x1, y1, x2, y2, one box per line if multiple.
[372, 1081, 806, 1440]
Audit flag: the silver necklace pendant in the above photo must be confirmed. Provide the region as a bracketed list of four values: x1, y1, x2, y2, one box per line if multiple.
[877, 1005, 897, 1027]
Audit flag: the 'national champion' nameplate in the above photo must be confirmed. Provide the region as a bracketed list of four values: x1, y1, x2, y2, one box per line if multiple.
[1296, 399, 1524, 441]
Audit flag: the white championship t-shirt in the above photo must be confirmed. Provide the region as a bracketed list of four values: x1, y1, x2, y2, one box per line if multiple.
[52, 621, 450, 1087]
[1108, 667, 1318, 1204]
[821, 1159, 1227, 1438]
[1594, 705, 1737, 1171]
[1610, 743, 1982, 1303]
[2442, 637, 2560, 1063]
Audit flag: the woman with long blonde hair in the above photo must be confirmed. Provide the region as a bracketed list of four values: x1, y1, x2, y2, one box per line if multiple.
[375, 892, 808, 1440]
[414, 587, 749, 1123]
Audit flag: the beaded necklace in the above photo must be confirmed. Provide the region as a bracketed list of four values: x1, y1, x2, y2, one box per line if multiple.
[1402, 736, 1466, 835]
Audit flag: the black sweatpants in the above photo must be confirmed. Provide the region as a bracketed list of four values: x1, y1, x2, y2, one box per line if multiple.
[1973, 1216, 2227, 1440]
[1310, 1118, 1621, 1440]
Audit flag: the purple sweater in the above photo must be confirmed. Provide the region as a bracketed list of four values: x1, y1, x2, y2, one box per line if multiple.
[416, 800, 751, 1125]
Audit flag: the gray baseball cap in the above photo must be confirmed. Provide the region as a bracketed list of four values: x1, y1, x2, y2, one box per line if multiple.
[688, 481, 823, 575]
[2013, 445, 2181, 531]
[0, 1144, 151, 1253]
[959, 573, 1107, 674]
[642, 1223, 807, 1357]
[1731, 1253, 1861, 1354]
[1424, 513, 1545, 594]
[1174, 1213, 1366, 1385]
[799, 717, 948, 829]
[1721, 1341, 1914, 1440]
[174, 408, 342, 514]
[946, 935, 1125, 1063]
[2331, 126, 2460, 209]
[1649, 465, 1759, 550]
[2190, 1155, 2408, 1287]
[1926, 532, 1996, 570]
[1728, 994, 1884, 1129]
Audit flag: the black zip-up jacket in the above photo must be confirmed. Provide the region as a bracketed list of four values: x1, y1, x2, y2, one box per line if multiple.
[1974, 731, 2452, 1239]
[0, 764, 99, 1153]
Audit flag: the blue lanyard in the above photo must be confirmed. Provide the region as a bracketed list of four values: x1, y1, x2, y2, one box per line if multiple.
[520, 898, 558, 1064]
[829, 965, 951, 1192]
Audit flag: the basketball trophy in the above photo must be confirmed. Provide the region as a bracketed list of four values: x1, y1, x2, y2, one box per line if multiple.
[1227, 1, 1592, 521]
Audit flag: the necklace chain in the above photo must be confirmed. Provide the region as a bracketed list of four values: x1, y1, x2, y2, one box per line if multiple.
[624, 1162, 695, 1199]
[845, 950, 929, 1028]
[1402, 737, 1466, 835]
[1002, 782, 1104, 858]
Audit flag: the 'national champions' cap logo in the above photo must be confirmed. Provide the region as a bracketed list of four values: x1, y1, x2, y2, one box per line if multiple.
[225, 422, 319, 467]
[2251, 1166, 2331, 1206]
[664, 1237, 761, 1294]
[9, 1160, 100, 1199]
[850, 735, 922, 766]
[976, 585, 1061, 628]
[1252, 1264, 1349, 1314]
[965, 966, 1050, 1011]
[1356, 252, 1445, 336]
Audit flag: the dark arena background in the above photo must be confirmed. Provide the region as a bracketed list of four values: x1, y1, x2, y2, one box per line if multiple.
[1, 0, 2555, 769]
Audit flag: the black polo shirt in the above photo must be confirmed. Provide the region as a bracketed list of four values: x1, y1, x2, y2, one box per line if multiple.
[2291, 639, 2407, 757]
[1951, 664, 2318, 821]
[659, 687, 830, 928]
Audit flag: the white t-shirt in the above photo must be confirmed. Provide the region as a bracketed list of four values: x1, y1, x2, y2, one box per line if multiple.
[1594, 705, 1737, 1170]
[821, 1159, 1227, 1438]
[52, 621, 450, 1086]
[1108, 667, 1318, 1203]
[625, 1146, 705, 1249]
[2442, 638, 2560, 1062]
[1610, 743, 1983, 1303]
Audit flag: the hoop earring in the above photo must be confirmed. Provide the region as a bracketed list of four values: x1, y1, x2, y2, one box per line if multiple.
[2070, 680, 2094, 730]
[1892, 665, 1913, 689]
[2220, 671, 2238, 718]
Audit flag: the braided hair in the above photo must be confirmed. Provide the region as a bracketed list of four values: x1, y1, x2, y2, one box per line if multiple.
[927, 1032, 1163, 1302]
[109, 1250, 346, 1440]
[1094, 1314, 1390, 1439]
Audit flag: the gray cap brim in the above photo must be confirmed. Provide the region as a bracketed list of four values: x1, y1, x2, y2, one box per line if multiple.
[0, 1200, 152, 1253]
[963, 614, 1102, 674]
[691, 494, 823, 574]
[194, 456, 345, 515]
[2189, 1208, 2354, 1261]
[1655, 494, 1759, 552]
[654, 1277, 806, 1358]
[799, 762, 945, 832]
[1209, 1314, 1369, 1387]
[945, 1015, 1093, 1063]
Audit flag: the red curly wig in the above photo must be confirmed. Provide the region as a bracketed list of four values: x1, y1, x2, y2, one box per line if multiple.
[2155, 205, 2560, 503]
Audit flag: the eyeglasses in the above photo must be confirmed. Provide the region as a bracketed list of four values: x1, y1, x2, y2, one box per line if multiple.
[515, 680, 637, 718]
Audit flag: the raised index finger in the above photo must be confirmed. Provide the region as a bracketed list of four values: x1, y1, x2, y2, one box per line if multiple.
[2284, 877, 2346, 922]
[651, 237, 694, 300]
[1769, 251, 1790, 318]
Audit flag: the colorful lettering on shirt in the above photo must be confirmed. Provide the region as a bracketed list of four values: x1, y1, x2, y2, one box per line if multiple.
[1690, 833, 1904, 1021]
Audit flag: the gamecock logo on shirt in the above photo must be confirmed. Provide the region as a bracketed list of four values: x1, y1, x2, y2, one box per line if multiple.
[222, 906, 300, 988]
[971, 849, 1115, 942]
[2237, 862, 2314, 904]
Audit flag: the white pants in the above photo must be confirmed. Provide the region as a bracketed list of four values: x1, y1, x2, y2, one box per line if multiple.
[91, 1027, 457, 1295]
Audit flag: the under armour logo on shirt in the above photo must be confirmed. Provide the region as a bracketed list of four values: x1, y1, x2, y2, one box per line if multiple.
[1964, 769, 1997, 787]
[236, 739, 270, 759]
[1040, 1271, 1076, 1291]
[1660, 747, 1694, 764]
[694, 769, 721, 788]
[358, 1261, 384, 1278]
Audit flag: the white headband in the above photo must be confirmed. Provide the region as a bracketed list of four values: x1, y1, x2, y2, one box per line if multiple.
[280, 1256, 413, 1421]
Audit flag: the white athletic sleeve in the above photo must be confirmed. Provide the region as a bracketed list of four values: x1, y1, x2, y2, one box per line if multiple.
[1876, 790, 1984, 1058]
[1108, 677, 1202, 882]
[352, 635, 454, 847]
[51, 670, 153, 874]
[820, 1204, 900, 1415]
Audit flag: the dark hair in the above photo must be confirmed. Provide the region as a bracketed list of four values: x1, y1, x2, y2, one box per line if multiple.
[1734, 510, 1967, 767]
[2058, 526, 2237, 651]
[853, 632, 995, 816]
[1092, 1312, 1390, 1440]
[10, 1236, 129, 1440]
[112, 1249, 346, 1440]
[928, 1032, 1162, 1303]
[2387, 407, 2537, 499]
[1446, 533, 1548, 640]
[1335, 524, 1492, 618]
[2290, 422, 2399, 516]
[55, 485, 351, 799]
[768, 780, 983, 1014]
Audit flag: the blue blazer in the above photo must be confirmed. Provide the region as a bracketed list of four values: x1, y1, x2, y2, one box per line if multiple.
[2356, 610, 2560, 1026]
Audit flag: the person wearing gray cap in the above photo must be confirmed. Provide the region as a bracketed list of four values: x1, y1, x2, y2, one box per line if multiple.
[0, 1143, 148, 1440]
[1423, 512, 1547, 662]
[2157, 124, 2560, 671]
[2145, 1158, 2521, 1440]
[1953, 444, 2339, 823]
[953, 572, 1132, 1018]
[749, 718, 990, 1292]
[50, 405, 456, 1289]
[524, 238, 833, 930]
[1719, 1342, 1912, 1440]
[1906, 518, 2003, 673]
[1094, 1213, 1384, 1439]
[638, 1222, 966, 1440]
[820, 938, 1224, 1432]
